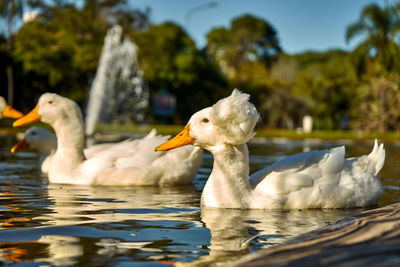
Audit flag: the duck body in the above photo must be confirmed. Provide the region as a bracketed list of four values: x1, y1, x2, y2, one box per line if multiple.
[156, 89, 385, 209]
[14, 93, 202, 186]
[248, 142, 384, 209]
[11, 127, 160, 175]
[203, 141, 384, 209]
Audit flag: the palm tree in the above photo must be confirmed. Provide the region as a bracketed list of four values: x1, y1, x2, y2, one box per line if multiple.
[346, 3, 400, 75]
[0, 0, 24, 106]
[346, 2, 400, 132]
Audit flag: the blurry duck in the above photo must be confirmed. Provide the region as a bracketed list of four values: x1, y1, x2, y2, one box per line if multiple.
[10, 126, 164, 175]
[13, 93, 202, 186]
[0, 96, 23, 119]
[11, 127, 57, 173]
[156, 89, 385, 209]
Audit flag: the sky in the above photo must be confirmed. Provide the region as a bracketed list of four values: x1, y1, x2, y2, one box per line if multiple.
[129, 0, 384, 54]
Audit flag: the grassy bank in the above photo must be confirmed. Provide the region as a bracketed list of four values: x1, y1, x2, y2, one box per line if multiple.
[97, 124, 400, 142]
[255, 129, 400, 142]
[4, 122, 400, 142]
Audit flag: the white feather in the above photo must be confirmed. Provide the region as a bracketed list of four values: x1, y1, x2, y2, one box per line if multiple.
[179, 89, 385, 209]
[211, 89, 259, 145]
[16, 93, 203, 186]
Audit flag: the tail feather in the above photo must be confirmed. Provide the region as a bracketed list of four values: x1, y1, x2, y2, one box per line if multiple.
[368, 139, 385, 175]
[144, 129, 157, 139]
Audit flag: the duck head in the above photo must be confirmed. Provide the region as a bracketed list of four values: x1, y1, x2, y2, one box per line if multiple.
[11, 127, 57, 154]
[156, 89, 259, 151]
[0, 96, 23, 119]
[13, 93, 83, 128]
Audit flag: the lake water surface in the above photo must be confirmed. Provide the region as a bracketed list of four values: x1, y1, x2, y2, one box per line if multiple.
[0, 134, 399, 266]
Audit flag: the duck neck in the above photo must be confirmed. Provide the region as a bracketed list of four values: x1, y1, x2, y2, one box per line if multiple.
[53, 116, 86, 166]
[202, 143, 252, 208]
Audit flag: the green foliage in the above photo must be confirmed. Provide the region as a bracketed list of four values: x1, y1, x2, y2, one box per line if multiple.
[206, 14, 281, 76]
[13, 11, 101, 104]
[133, 22, 228, 122]
[291, 50, 349, 71]
[0, 0, 25, 106]
[352, 77, 400, 132]
[12, 0, 147, 108]
[95, 123, 400, 143]
[205, 14, 282, 123]
[345, 2, 400, 132]
[292, 52, 357, 129]
[134, 22, 198, 89]
[2, 1, 400, 132]
[346, 3, 400, 76]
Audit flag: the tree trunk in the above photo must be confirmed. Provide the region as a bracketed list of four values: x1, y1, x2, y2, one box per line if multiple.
[6, 3, 14, 106]
[6, 66, 14, 106]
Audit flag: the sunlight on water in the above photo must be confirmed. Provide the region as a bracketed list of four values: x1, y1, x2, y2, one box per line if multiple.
[0, 136, 398, 266]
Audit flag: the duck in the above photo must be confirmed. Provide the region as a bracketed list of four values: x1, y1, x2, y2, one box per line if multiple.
[11, 127, 57, 173]
[10, 126, 164, 175]
[156, 89, 385, 209]
[13, 93, 203, 186]
[0, 96, 23, 119]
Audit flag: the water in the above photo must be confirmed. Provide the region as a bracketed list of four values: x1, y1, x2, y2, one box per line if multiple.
[85, 25, 148, 136]
[1, 135, 399, 266]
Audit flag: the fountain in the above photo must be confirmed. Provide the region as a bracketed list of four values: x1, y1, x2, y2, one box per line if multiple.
[85, 25, 148, 136]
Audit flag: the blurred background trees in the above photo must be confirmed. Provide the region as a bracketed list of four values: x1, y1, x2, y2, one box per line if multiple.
[1, 0, 400, 131]
[206, 14, 281, 108]
[133, 21, 227, 122]
[0, 0, 24, 106]
[346, 2, 400, 132]
[11, 0, 149, 108]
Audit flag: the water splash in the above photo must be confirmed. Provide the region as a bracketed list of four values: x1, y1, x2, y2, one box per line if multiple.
[85, 25, 148, 136]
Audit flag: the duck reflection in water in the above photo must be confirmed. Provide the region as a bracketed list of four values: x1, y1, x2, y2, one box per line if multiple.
[0, 183, 368, 267]
[38, 184, 201, 226]
[0, 183, 358, 266]
[176, 207, 360, 266]
[28, 184, 201, 265]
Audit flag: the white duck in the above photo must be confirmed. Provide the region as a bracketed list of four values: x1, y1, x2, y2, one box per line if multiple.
[11, 127, 57, 173]
[13, 93, 203, 186]
[0, 96, 23, 119]
[10, 126, 164, 174]
[156, 89, 385, 209]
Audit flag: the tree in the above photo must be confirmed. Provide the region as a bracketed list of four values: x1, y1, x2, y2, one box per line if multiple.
[352, 77, 400, 132]
[346, 3, 400, 76]
[346, 2, 400, 132]
[133, 22, 228, 123]
[13, 0, 149, 109]
[292, 51, 357, 129]
[205, 14, 282, 125]
[0, 0, 24, 106]
[206, 14, 281, 79]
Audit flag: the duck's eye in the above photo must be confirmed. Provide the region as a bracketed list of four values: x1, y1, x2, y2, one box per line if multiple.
[31, 132, 36, 136]
[202, 118, 209, 123]
[48, 101, 53, 104]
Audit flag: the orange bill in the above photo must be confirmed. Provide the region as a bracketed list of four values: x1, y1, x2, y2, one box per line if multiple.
[2, 105, 23, 119]
[10, 139, 30, 154]
[13, 106, 41, 127]
[155, 124, 194, 151]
